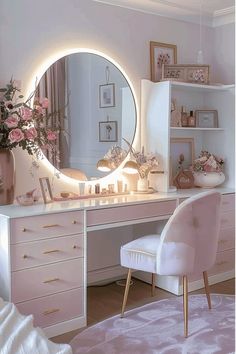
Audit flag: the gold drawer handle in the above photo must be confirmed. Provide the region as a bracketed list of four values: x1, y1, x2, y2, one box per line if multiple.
[43, 277, 60, 284]
[216, 261, 227, 266]
[72, 220, 77, 224]
[43, 308, 60, 316]
[22, 254, 28, 259]
[42, 224, 59, 228]
[21, 228, 27, 232]
[219, 240, 227, 244]
[73, 245, 77, 249]
[43, 249, 60, 254]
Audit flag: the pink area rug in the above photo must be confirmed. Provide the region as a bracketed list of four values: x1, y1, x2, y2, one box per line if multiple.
[70, 294, 235, 354]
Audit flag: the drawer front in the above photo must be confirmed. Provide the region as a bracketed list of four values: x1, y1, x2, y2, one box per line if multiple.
[12, 258, 83, 303]
[209, 249, 235, 277]
[218, 228, 235, 252]
[11, 234, 84, 271]
[220, 210, 235, 229]
[221, 194, 235, 212]
[11, 211, 84, 244]
[16, 288, 84, 328]
[87, 200, 176, 227]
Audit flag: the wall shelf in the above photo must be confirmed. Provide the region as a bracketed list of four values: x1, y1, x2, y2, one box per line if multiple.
[171, 127, 224, 131]
[168, 81, 235, 92]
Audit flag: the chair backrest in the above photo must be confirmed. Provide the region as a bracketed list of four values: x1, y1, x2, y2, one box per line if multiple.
[156, 191, 221, 276]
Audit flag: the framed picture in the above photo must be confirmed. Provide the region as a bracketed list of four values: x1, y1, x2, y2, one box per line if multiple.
[99, 121, 118, 142]
[99, 83, 115, 108]
[195, 110, 218, 128]
[170, 138, 195, 183]
[150, 41, 177, 82]
[162, 64, 210, 84]
[39, 177, 53, 204]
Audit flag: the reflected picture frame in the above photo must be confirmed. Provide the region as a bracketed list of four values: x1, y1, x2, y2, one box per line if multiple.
[150, 41, 177, 82]
[170, 138, 195, 183]
[39, 177, 53, 204]
[99, 83, 115, 108]
[99, 121, 118, 142]
[195, 110, 218, 128]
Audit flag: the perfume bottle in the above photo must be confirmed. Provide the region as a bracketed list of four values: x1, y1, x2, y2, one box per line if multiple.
[187, 110, 196, 127]
[181, 106, 188, 127]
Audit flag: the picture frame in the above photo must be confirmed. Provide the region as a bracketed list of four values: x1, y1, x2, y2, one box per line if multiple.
[150, 41, 177, 82]
[99, 83, 115, 108]
[195, 110, 218, 128]
[170, 138, 195, 183]
[99, 121, 118, 142]
[162, 64, 209, 84]
[39, 177, 53, 204]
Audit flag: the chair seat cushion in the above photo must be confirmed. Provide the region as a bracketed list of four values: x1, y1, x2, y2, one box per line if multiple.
[120, 235, 161, 273]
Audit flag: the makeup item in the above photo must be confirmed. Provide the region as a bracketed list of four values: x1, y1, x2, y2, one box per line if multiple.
[108, 184, 115, 194]
[79, 183, 85, 195]
[101, 188, 107, 195]
[117, 180, 123, 193]
[181, 106, 188, 127]
[95, 183, 100, 194]
[187, 110, 196, 127]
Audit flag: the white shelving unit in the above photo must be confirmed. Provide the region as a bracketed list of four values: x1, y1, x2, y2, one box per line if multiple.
[141, 79, 235, 192]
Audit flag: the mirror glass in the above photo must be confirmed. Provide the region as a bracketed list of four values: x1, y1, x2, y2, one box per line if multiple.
[36, 52, 136, 180]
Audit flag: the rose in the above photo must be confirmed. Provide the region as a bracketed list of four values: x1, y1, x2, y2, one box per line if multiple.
[20, 107, 32, 121]
[4, 114, 19, 128]
[25, 127, 37, 141]
[47, 130, 57, 141]
[40, 98, 49, 109]
[8, 128, 24, 143]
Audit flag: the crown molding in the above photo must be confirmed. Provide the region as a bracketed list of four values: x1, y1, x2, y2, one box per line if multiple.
[213, 6, 235, 27]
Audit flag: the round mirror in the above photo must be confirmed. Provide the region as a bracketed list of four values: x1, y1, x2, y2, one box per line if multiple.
[35, 52, 137, 181]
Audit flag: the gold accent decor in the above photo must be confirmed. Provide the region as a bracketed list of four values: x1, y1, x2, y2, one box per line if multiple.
[42, 224, 59, 228]
[183, 275, 188, 338]
[72, 220, 77, 224]
[43, 308, 60, 315]
[121, 268, 132, 318]
[151, 273, 156, 297]
[203, 271, 211, 309]
[22, 228, 27, 232]
[43, 249, 60, 254]
[43, 277, 60, 284]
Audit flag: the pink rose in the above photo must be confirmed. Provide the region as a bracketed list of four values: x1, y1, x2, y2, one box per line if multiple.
[5, 114, 19, 128]
[40, 97, 49, 109]
[25, 127, 37, 141]
[8, 128, 24, 143]
[47, 130, 57, 141]
[20, 107, 32, 121]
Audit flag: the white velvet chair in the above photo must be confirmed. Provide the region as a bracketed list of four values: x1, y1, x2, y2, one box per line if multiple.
[120, 191, 221, 337]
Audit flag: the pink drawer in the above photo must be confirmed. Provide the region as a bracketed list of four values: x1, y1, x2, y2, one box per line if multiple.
[218, 228, 235, 252]
[11, 234, 83, 271]
[16, 287, 84, 328]
[220, 210, 235, 229]
[209, 249, 235, 276]
[12, 258, 83, 303]
[221, 194, 235, 212]
[10, 210, 84, 244]
[87, 201, 176, 226]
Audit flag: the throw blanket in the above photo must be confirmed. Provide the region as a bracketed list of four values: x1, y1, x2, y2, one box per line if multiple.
[0, 298, 72, 354]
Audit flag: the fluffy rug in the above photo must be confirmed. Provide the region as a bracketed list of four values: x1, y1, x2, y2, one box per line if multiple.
[70, 294, 235, 354]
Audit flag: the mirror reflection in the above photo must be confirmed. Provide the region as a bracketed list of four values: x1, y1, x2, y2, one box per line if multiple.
[36, 53, 136, 180]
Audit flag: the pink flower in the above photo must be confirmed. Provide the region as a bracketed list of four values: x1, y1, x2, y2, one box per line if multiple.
[40, 97, 49, 109]
[20, 107, 32, 121]
[47, 130, 57, 141]
[8, 128, 24, 143]
[34, 105, 43, 114]
[25, 127, 37, 141]
[4, 100, 14, 110]
[5, 114, 19, 128]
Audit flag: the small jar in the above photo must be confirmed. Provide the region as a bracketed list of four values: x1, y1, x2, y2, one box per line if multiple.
[181, 106, 188, 127]
[95, 183, 100, 194]
[188, 111, 196, 127]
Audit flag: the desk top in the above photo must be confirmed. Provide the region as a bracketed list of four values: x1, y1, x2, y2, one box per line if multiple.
[0, 187, 234, 218]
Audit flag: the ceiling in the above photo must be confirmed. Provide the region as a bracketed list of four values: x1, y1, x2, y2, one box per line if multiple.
[92, 0, 235, 26]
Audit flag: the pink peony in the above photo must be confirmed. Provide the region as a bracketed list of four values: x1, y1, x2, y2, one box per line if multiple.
[8, 128, 24, 143]
[40, 97, 49, 109]
[25, 127, 37, 141]
[47, 130, 57, 141]
[20, 107, 32, 121]
[5, 114, 19, 128]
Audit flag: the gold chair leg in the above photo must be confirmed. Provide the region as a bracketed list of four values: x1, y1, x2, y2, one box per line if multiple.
[121, 269, 132, 318]
[151, 273, 156, 297]
[183, 275, 188, 338]
[203, 271, 211, 309]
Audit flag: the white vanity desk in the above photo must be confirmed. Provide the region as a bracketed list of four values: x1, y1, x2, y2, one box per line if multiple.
[0, 187, 234, 337]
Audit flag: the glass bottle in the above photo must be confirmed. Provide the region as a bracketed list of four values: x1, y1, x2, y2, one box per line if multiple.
[181, 106, 188, 127]
[188, 110, 196, 127]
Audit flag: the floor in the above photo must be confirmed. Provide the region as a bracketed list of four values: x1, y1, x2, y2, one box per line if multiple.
[51, 277, 235, 344]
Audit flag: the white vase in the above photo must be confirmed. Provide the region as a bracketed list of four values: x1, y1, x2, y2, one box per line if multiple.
[137, 176, 149, 192]
[193, 171, 225, 188]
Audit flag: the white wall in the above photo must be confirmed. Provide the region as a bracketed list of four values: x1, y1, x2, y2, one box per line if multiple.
[0, 0, 234, 195]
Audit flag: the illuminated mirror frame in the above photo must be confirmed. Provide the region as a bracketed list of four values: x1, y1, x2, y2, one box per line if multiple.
[27, 48, 139, 185]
